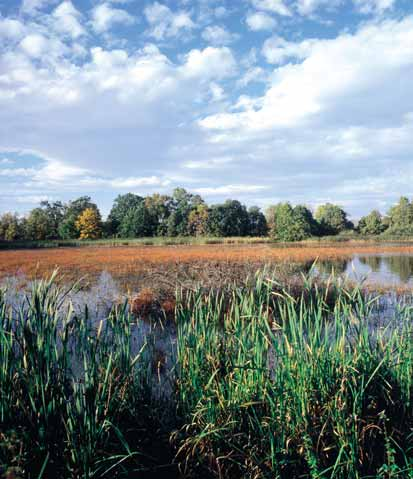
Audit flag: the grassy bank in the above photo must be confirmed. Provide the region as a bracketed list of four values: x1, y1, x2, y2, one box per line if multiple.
[2, 234, 413, 250]
[1, 273, 413, 478]
[0, 236, 273, 250]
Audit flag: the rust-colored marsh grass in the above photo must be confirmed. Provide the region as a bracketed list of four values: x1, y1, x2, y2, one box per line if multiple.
[1, 242, 413, 292]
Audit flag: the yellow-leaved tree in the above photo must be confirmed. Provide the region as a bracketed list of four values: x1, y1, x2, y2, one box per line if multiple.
[75, 208, 102, 240]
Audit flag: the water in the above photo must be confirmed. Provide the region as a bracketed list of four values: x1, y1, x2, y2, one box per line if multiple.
[314, 253, 413, 288]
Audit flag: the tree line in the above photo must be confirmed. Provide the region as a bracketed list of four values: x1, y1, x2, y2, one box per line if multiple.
[1, 189, 413, 242]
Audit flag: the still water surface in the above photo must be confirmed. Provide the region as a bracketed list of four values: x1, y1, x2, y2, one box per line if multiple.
[315, 253, 413, 287]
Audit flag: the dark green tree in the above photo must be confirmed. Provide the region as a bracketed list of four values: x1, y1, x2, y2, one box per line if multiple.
[315, 203, 352, 235]
[107, 193, 144, 236]
[144, 194, 173, 236]
[58, 196, 99, 239]
[385, 197, 413, 235]
[39, 201, 64, 239]
[167, 188, 205, 236]
[25, 208, 53, 241]
[208, 200, 250, 237]
[267, 203, 315, 241]
[0, 213, 22, 241]
[357, 210, 386, 235]
[248, 206, 268, 236]
[294, 205, 319, 236]
[119, 203, 157, 238]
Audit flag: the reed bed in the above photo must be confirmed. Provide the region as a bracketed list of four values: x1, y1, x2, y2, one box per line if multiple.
[1, 271, 413, 478]
[0, 272, 175, 479]
[175, 276, 413, 478]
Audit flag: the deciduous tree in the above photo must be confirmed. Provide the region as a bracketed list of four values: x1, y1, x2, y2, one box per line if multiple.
[267, 203, 315, 241]
[0, 213, 21, 241]
[187, 204, 210, 236]
[208, 200, 250, 237]
[315, 203, 352, 235]
[119, 203, 157, 238]
[248, 206, 268, 236]
[386, 197, 413, 234]
[75, 208, 102, 240]
[59, 196, 99, 239]
[357, 210, 385, 235]
[107, 193, 144, 236]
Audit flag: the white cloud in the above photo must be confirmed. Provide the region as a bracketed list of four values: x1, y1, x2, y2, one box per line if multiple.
[21, 0, 57, 15]
[144, 2, 195, 40]
[91, 3, 135, 34]
[209, 82, 226, 101]
[353, 0, 396, 14]
[0, 150, 171, 204]
[183, 156, 234, 169]
[0, 17, 25, 40]
[19, 34, 44, 58]
[201, 25, 238, 45]
[0, 167, 36, 176]
[79, 175, 170, 189]
[201, 18, 413, 132]
[214, 7, 228, 18]
[295, 0, 339, 15]
[194, 184, 269, 195]
[180, 46, 236, 80]
[250, 0, 292, 16]
[237, 66, 267, 88]
[20, 33, 48, 58]
[1, 4, 413, 217]
[15, 195, 50, 204]
[0, 37, 238, 196]
[52, 1, 85, 39]
[246, 11, 277, 31]
[262, 36, 317, 64]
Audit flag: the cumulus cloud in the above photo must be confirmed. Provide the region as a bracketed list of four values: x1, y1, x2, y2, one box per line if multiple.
[183, 156, 235, 169]
[0, 25, 238, 202]
[262, 36, 317, 64]
[0, 167, 36, 176]
[52, 1, 85, 39]
[237, 67, 268, 88]
[91, 3, 135, 34]
[246, 11, 277, 31]
[214, 7, 228, 18]
[0, 158, 14, 165]
[21, 0, 57, 15]
[0, 2, 412, 216]
[201, 25, 238, 45]
[250, 0, 292, 16]
[353, 0, 396, 14]
[79, 175, 170, 189]
[0, 17, 25, 40]
[194, 184, 269, 195]
[180, 46, 236, 80]
[296, 0, 342, 16]
[201, 18, 413, 131]
[144, 2, 196, 40]
[19, 33, 67, 59]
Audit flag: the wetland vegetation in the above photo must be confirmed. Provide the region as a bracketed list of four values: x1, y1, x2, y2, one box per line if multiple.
[2, 267, 413, 478]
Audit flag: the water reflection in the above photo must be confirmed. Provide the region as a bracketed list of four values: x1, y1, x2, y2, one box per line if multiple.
[315, 254, 413, 286]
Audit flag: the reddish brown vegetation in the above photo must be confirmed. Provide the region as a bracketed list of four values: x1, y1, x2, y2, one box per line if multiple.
[1, 243, 413, 292]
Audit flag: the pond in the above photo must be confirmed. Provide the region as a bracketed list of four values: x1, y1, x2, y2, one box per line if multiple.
[315, 253, 413, 287]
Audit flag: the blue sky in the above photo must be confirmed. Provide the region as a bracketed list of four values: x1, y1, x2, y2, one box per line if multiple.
[0, 0, 412, 218]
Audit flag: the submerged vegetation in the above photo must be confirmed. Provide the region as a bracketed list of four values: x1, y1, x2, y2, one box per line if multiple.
[1, 271, 413, 478]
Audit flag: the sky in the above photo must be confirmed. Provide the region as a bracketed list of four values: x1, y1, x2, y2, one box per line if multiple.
[0, 0, 412, 219]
